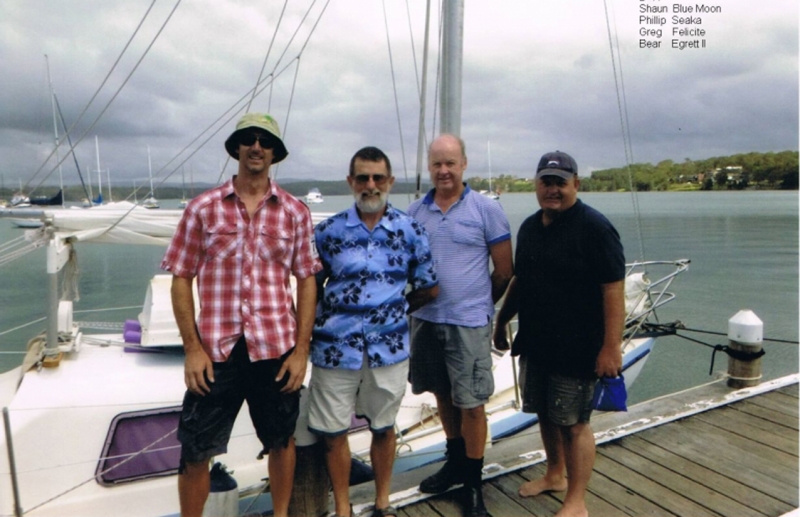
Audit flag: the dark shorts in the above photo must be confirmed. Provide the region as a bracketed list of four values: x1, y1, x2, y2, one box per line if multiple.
[519, 354, 595, 426]
[178, 338, 300, 466]
[409, 318, 494, 409]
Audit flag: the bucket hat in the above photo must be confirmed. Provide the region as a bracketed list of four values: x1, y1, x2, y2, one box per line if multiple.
[224, 113, 288, 163]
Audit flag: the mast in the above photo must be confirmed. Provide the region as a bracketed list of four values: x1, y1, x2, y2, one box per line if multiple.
[95, 135, 103, 204]
[147, 145, 154, 197]
[439, 0, 464, 136]
[487, 140, 492, 192]
[46, 55, 65, 207]
[414, 0, 433, 199]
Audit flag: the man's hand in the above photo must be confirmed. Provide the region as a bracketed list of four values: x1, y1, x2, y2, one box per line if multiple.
[277, 347, 308, 393]
[184, 347, 214, 395]
[493, 324, 510, 351]
[595, 343, 623, 378]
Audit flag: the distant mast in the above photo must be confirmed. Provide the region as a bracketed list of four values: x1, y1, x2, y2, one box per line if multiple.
[46, 55, 65, 207]
[94, 135, 103, 205]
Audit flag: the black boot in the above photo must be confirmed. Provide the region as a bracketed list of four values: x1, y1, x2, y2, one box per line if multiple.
[463, 457, 490, 517]
[419, 437, 466, 493]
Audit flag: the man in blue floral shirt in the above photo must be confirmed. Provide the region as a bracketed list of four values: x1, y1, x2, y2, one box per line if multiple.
[308, 146, 439, 517]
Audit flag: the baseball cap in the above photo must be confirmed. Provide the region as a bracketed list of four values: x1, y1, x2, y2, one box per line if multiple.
[224, 113, 288, 163]
[536, 151, 578, 180]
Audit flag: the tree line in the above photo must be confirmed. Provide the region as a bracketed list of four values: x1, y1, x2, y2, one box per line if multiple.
[466, 150, 799, 193]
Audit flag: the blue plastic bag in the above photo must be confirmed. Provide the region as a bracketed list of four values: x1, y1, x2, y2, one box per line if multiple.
[592, 375, 628, 412]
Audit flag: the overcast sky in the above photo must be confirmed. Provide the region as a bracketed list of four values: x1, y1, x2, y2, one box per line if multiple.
[1, 0, 797, 197]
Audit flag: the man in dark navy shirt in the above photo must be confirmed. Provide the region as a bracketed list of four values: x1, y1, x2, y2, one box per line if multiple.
[493, 151, 625, 517]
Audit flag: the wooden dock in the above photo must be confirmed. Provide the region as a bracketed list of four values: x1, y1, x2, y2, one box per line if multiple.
[350, 374, 799, 517]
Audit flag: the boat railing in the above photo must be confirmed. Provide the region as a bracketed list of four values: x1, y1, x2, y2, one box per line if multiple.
[624, 259, 690, 341]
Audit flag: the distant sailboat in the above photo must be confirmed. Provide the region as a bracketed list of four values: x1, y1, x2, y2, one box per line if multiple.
[10, 180, 31, 207]
[142, 146, 160, 209]
[178, 166, 189, 209]
[93, 136, 105, 206]
[481, 140, 500, 200]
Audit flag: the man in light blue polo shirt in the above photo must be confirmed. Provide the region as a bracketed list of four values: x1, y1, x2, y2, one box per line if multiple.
[309, 146, 439, 517]
[407, 134, 513, 517]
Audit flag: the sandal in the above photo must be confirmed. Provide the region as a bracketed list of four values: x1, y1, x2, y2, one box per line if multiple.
[371, 505, 398, 517]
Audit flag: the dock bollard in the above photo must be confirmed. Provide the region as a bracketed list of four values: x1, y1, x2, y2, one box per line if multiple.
[726, 310, 764, 389]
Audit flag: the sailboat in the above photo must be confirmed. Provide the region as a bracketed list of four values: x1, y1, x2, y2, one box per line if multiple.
[178, 167, 189, 209]
[480, 140, 500, 200]
[142, 146, 160, 209]
[0, 4, 690, 517]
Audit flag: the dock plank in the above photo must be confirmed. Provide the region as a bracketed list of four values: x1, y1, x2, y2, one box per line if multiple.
[387, 379, 799, 517]
[593, 447, 717, 516]
[620, 434, 792, 516]
[634, 418, 798, 503]
[694, 406, 798, 456]
[679, 418, 798, 477]
[732, 399, 799, 430]
[744, 389, 800, 418]
[776, 385, 798, 398]
[603, 439, 767, 517]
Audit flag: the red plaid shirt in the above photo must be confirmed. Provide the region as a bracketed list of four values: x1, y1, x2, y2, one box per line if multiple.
[161, 179, 322, 362]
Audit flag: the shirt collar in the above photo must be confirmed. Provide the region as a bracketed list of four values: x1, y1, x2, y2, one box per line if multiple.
[345, 203, 395, 230]
[540, 198, 584, 227]
[421, 183, 471, 206]
[225, 176, 280, 204]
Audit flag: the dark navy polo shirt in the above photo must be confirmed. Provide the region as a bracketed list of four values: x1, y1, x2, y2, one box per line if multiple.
[512, 199, 625, 378]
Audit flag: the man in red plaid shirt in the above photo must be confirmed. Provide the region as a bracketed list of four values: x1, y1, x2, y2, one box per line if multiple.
[162, 113, 322, 517]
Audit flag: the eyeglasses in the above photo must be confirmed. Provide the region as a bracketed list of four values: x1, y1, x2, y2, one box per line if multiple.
[353, 174, 389, 185]
[239, 133, 275, 149]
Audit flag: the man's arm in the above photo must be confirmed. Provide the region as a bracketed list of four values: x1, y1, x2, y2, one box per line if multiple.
[277, 274, 316, 393]
[492, 276, 519, 351]
[489, 239, 514, 304]
[406, 285, 439, 314]
[171, 275, 214, 395]
[595, 279, 626, 378]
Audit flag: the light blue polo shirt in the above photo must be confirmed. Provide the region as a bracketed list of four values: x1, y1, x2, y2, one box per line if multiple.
[407, 185, 510, 327]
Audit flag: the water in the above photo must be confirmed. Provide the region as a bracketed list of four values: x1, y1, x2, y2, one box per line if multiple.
[1, 191, 797, 404]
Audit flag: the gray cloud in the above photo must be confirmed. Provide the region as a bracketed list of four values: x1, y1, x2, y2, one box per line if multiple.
[1, 0, 796, 199]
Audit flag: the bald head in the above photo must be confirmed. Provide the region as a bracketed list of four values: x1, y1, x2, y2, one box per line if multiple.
[429, 134, 467, 161]
[428, 134, 468, 197]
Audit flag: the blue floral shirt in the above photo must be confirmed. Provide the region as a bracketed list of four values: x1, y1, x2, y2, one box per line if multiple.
[311, 204, 438, 370]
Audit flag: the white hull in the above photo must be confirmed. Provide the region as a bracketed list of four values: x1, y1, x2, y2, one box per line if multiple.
[0, 311, 655, 517]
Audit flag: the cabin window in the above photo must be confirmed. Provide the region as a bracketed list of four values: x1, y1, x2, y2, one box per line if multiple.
[96, 406, 181, 486]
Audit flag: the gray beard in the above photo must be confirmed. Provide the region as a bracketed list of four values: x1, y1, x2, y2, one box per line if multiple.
[354, 192, 388, 214]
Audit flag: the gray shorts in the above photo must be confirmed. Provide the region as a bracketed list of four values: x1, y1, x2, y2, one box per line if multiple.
[518, 354, 595, 426]
[307, 359, 408, 436]
[409, 318, 494, 409]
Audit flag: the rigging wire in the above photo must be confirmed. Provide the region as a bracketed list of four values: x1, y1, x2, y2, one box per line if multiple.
[246, 0, 289, 111]
[603, 0, 646, 265]
[382, 0, 412, 195]
[24, 0, 162, 196]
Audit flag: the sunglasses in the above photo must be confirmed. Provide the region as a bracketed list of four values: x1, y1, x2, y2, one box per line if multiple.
[353, 174, 389, 185]
[239, 133, 276, 149]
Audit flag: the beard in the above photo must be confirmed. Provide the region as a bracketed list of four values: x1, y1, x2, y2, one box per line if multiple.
[354, 189, 388, 214]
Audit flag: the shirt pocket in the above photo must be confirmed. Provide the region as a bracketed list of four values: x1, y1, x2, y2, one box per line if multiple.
[451, 219, 484, 246]
[204, 223, 239, 260]
[258, 226, 292, 262]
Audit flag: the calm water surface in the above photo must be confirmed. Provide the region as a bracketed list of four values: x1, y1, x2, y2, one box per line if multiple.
[1, 190, 797, 404]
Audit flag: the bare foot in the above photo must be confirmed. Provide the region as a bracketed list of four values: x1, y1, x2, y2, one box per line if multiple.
[554, 501, 588, 517]
[518, 476, 568, 497]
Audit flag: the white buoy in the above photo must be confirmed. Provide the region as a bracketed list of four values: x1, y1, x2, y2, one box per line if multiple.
[727, 310, 764, 388]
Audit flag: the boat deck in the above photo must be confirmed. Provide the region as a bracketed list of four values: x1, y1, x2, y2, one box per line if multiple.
[350, 376, 799, 517]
